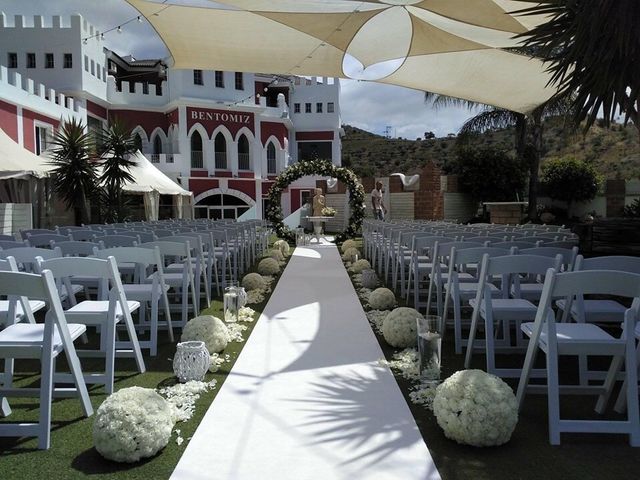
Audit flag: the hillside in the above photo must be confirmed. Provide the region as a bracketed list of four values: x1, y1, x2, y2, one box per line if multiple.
[341, 120, 640, 180]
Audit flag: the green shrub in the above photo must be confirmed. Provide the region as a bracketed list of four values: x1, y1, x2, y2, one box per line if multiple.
[540, 156, 602, 208]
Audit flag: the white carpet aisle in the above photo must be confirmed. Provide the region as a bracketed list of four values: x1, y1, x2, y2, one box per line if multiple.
[172, 243, 440, 480]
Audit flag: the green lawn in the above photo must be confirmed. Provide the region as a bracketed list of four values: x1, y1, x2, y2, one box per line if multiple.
[0, 253, 289, 479]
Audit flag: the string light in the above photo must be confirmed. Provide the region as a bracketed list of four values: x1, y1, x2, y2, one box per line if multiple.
[137, 16, 142, 23]
[117, 26, 122, 33]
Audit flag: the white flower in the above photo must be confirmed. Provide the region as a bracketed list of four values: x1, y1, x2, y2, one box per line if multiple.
[266, 249, 285, 262]
[226, 323, 248, 342]
[242, 273, 266, 291]
[159, 380, 217, 423]
[382, 307, 421, 348]
[208, 353, 225, 373]
[341, 239, 358, 253]
[368, 287, 397, 310]
[409, 381, 439, 410]
[433, 369, 518, 447]
[341, 247, 361, 261]
[379, 348, 420, 381]
[349, 259, 371, 274]
[258, 258, 280, 275]
[365, 309, 388, 334]
[93, 387, 175, 463]
[238, 306, 256, 322]
[247, 289, 265, 305]
[273, 239, 290, 256]
[181, 316, 229, 353]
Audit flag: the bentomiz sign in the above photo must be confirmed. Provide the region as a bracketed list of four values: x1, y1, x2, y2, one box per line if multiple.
[186, 107, 255, 135]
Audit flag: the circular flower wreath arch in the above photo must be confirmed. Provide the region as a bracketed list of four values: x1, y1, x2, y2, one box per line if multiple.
[266, 159, 365, 243]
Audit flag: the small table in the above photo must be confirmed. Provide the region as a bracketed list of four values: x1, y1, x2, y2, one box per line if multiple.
[305, 216, 333, 243]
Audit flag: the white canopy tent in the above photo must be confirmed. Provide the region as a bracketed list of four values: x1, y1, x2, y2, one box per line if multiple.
[127, 0, 558, 113]
[0, 127, 53, 180]
[119, 151, 193, 221]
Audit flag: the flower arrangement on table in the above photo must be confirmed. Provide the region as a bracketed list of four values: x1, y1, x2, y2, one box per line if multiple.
[321, 206, 337, 217]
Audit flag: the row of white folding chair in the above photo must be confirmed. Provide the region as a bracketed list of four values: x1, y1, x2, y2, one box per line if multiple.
[35, 256, 146, 395]
[464, 253, 564, 378]
[165, 235, 211, 311]
[0, 256, 41, 326]
[0, 265, 93, 449]
[95, 246, 174, 356]
[516, 268, 640, 446]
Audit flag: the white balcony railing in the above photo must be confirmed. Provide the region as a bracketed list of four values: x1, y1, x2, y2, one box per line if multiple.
[191, 151, 204, 169]
[215, 152, 227, 170]
[238, 152, 250, 170]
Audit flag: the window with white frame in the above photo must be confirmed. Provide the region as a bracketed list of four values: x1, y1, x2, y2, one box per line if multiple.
[327, 102, 335, 113]
[26, 53, 36, 68]
[215, 70, 224, 88]
[235, 72, 244, 90]
[35, 125, 52, 156]
[8, 52, 17, 68]
[316, 102, 323, 113]
[63, 53, 73, 68]
[305, 103, 312, 113]
[294, 103, 300, 114]
[267, 142, 277, 174]
[193, 69, 203, 85]
[45, 53, 54, 69]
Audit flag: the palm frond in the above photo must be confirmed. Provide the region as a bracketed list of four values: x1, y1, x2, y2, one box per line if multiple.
[423, 91, 481, 111]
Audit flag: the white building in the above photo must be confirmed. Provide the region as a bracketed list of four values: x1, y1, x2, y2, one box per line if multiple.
[0, 12, 344, 220]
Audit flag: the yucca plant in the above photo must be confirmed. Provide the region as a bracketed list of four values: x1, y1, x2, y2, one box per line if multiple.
[48, 118, 98, 225]
[96, 118, 138, 222]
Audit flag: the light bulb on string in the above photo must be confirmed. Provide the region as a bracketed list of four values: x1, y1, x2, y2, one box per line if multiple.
[117, 26, 122, 33]
[101, 33, 105, 40]
[83, 38, 88, 45]
[137, 16, 142, 23]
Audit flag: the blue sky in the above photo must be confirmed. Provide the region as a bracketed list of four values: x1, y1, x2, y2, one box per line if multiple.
[0, 0, 479, 139]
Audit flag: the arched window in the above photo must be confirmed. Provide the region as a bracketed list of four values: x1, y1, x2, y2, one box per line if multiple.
[214, 132, 227, 170]
[238, 134, 250, 170]
[153, 135, 163, 155]
[190, 131, 203, 168]
[133, 133, 143, 151]
[267, 142, 277, 174]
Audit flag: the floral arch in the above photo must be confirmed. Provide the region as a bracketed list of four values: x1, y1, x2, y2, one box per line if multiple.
[266, 159, 365, 243]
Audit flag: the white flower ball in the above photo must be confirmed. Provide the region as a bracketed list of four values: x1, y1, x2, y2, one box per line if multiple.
[369, 287, 397, 310]
[382, 307, 421, 348]
[341, 239, 358, 253]
[349, 259, 371, 274]
[93, 386, 175, 463]
[258, 258, 280, 275]
[273, 239, 290, 256]
[242, 272, 266, 291]
[181, 315, 229, 353]
[341, 247, 361, 261]
[267, 249, 284, 262]
[433, 369, 518, 447]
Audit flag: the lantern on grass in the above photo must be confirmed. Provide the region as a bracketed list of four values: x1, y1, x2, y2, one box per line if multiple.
[173, 341, 210, 383]
[295, 227, 307, 247]
[224, 286, 239, 323]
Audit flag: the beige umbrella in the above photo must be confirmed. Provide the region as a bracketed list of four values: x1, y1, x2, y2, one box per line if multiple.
[127, 0, 556, 112]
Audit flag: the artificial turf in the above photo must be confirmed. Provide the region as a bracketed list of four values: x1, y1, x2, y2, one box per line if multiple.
[0, 253, 290, 479]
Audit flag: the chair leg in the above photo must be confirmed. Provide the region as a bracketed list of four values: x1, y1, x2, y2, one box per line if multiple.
[546, 350, 562, 445]
[150, 298, 158, 356]
[596, 354, 624, 414]
[104, 320, 117, 394]
[37, 349, 55, 450]
[624, 331, 640, 446]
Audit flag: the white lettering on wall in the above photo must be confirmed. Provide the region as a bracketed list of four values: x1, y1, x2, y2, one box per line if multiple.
[190, 109, 251, 125]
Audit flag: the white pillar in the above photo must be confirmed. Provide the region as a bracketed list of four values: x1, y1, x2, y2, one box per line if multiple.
[255, 180, 263, 219]
[177, 106, 190, 178]
[230, 139, 239, 176]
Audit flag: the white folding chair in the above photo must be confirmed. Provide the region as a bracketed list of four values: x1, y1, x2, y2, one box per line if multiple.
[465, 253, 562, 377]
[0, 268, 93, 449]
[96, 246, 174, 355]
[141, 241, 197, 328]
[517, 269, 640, 446]
[0, 257, 40, 325]
[514, 246, 579, 301]
[164, 235, 211, 310]
[36, 256, 145, 394]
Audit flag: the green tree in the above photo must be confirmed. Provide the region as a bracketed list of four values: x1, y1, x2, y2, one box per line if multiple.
[96, 118, 138, 222]
[540, 157, 602, 212]
[48, 118, 98, 225]
[517, 0, 640, 141]
[449, 146, 528, 202]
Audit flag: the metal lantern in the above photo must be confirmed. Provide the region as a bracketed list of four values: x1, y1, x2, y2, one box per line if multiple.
[173, 341, 210, 383]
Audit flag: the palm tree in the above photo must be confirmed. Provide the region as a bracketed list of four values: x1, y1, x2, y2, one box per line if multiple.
[96, 118, 138, 222]
[429, 93, 573, 218]
[516, 0, 640, 141]
[48, 118, 98, 225]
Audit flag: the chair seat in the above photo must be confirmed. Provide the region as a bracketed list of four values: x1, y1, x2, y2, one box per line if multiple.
[0, 300, 46, 322]
[470, 298, 537, 319]
[65, 300, 140, 323]
[122, 283, 170, 299]
[511, 283, 544, 300]
[0, 322, 86, 353]
[148, 273, 185, 286]
[522, 322, 616, 354]
[556, 299, 626, 323]
[165, 263, 199, 273]
[448, 282, 500, 299]
[431, 272, 475, 283]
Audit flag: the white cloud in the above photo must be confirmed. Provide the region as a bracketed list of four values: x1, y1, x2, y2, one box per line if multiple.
[0, 0, 478, 137]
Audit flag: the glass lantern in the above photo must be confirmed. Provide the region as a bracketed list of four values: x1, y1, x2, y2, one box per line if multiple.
[295, 227, 306, 247]
[416, 315, 442, 382]
[224, 287, 239, 323]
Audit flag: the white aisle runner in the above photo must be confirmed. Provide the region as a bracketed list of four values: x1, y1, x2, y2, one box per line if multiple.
[172, 244, 440, 480]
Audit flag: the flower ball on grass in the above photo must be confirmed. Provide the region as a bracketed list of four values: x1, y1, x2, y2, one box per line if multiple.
[267, 249, 285, 262]
[258, 258, 281, 275]
[382, 307, 421, 348]
[273, 239, 290, 256]
[349, 259, 371, 274]
[242, 272, 266, 291]
[369, 287, 397, 310]
[93, 387, 175, 463]
[341, 247, 361, 262]
[341, 239, 358, 253]
[182, 315, 229, 353]
[433, 369, 518, 447]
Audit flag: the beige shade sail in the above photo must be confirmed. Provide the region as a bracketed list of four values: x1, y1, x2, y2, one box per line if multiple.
[127, 0, 557, 113]
[119, 151, 192, 196]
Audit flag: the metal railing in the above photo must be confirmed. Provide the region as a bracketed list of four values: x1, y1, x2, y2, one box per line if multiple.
[191, 151, 204, 169]
[238, 152, 250, 171]
[150, 154, 160, 163]
[215, 151, 227, 170]
[267, 156, 277, 175]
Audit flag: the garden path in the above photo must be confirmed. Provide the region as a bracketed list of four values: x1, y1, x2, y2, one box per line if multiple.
[172, 241, 439, 480]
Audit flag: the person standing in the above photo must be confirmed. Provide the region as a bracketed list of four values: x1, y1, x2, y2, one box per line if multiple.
[371, 181, 387, 220]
